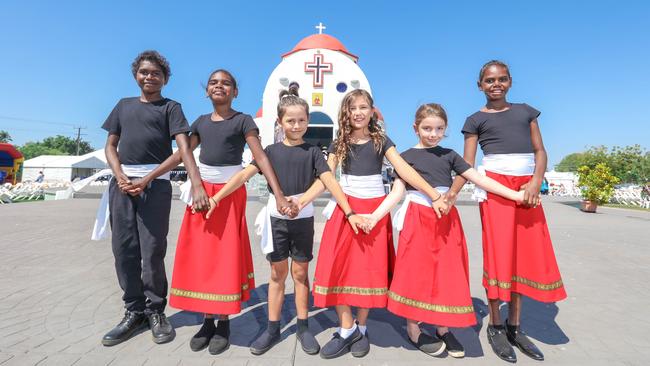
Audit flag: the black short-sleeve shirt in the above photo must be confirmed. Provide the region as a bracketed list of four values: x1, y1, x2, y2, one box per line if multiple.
[396, 146, 471, 190]
[252, 142, 331, 196]
[190, 112, 259, 166]
[101, 97, 190, 165]
[461, 103, 540, 155]
[327, 136, 395, 175]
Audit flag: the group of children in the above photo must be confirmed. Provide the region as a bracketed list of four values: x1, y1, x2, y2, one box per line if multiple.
[100, 50, 566, 363]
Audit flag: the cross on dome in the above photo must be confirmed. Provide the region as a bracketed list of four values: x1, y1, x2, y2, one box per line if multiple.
[315, 22, 326, 34]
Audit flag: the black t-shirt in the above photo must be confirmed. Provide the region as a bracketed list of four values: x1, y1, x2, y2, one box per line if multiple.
[190, 112, 259, 166]
[461, 103, 540, 155]
[102, 97, 190, 165]
[327, 136, 395, 175]
[396, 146, 471, 190]
[252, 142, 331, 196]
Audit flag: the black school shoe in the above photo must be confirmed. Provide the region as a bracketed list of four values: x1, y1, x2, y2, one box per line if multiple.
[250, 328, 281, 355]
[190, 319, 216, 351]
[208, 320, 231, 355]
[148, 313, 175, 344]
[350, 328, 370, 357]
[439, 331, 465, 358]
[408, 332, 446, 356]
[297, 329, 320, 355]
[102, 311, 147, 346]
[320, 328, 362, 359]
[506, 321, 544, 361]
[487, 325, 517, 363]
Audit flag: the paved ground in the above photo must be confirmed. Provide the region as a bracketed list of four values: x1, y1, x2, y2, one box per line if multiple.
[0, 193, 648, 365]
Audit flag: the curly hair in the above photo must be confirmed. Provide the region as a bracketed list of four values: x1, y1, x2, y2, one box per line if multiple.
[131, 50, 171, 80]
[334, 89, 386, 166]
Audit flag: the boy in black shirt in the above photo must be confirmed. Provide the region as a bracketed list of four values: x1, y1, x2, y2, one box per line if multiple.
[101, 50, 208, 346]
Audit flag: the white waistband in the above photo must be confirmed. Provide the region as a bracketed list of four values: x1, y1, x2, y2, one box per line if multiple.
[255, 193, 312, 254]
[179, 164, 243, 205]
[481, 153, 535, 176]
[340, 174, 385, 198]
[198, 162, 243, 184]
[91, 164, 166, 241]
[472, 154, 534, 202]
[394, 188, 449, 232]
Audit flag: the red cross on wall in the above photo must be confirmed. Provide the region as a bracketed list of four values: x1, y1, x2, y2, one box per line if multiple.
[304, 53, 333, 88]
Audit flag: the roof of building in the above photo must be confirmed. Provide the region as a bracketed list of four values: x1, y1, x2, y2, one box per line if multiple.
[282, 34, 358, 61]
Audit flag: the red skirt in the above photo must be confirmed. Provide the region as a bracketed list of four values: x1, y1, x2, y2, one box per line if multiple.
[480, 171, 566, 303]
[313, 195, 395, 308]
[169, 183, 254, 315]
[387, 204, 476, 327]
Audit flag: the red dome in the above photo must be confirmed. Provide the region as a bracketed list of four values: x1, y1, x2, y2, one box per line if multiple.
[374, 107, 384, 122]
[255, 107, 263, 118]
[282, 34, 358, 61]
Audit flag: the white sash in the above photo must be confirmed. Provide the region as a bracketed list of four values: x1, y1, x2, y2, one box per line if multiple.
[179, 163, 242, 205]
[322, 174, 385, 220]
[92, 164, 169, 241]
[472, 153, 535, 202]
[254, 193, 313, 254]
[393, 187, 449, 232]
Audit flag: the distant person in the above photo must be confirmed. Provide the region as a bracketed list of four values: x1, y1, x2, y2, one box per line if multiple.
[448, 60, 566, 362]
[100, 50, 209, 347]
[541, 177, 549, 195]
[35, 171, 44, 183]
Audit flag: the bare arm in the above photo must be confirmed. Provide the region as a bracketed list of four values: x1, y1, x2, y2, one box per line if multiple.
[205, 164, 259, 219]
[385, 147, 446, 218]
[318, 170, 365, 234]
[446, 134, 478, 205]
[369, 178, 406, 221]
[105, 134, 130, 193]
[245, 132, 291, 213]
[461, 168, 523, 203]
[298, 153, 337, 207]
[522, 120, 547, 207]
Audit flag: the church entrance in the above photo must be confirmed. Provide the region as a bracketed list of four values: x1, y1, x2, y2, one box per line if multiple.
[305, 111, 334, 152]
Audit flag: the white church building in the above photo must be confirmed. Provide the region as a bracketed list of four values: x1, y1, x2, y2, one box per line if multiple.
[253, 24, 384, 150]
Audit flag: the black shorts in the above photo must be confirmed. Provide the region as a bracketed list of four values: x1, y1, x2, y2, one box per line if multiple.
[266, 217, 314, 263]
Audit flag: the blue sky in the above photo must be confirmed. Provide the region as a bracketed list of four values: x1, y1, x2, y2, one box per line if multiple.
[0, 1, 648, 167]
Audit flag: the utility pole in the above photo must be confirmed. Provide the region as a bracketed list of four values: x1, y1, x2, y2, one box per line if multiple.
[73, 126, 87, 155]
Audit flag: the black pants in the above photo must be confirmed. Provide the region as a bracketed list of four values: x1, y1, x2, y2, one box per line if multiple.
[109, 179, 172, 314]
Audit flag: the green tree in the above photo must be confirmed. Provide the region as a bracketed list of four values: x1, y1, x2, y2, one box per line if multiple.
[19, 135, 95, 159]
[555, 152, 586, 172]
[609, 145, 650, 184]
[0, 130, 12, 143]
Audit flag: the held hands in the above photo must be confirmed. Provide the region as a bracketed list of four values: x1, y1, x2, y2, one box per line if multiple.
[123, 177, 149, 196]
[520, 180, 542, 208]
[431, 196, 449, 219]
[204, 196, 219, 219]
[358, 214, 378, 234]
[281, 196, 302, 218]
[191, 185, 210, 213]
[346, 214, 370, 235]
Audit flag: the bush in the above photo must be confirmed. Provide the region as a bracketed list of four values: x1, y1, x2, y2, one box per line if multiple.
[577, 163, 620, 205]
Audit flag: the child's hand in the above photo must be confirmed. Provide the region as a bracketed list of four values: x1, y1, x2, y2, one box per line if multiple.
[443, 191, 458, 209]
[514, 190, 526, 204]
[125, 178, 148, 196]
[191, 185, 210, 212]
[204, 197, 219, 219]
[358, 214, 378, 234]
[346, 214, 367, 235]
[282, 196, 300, 218]
[116, 173, 132, 193]
[431, 198, 449, 219]
[520, 181, 541, 208]
[275, 196, 295, 218]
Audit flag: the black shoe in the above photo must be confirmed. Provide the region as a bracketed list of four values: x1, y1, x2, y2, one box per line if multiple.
[102, 311, 147, 346]
[190, 318, 216, 352]
[350, 329, 370, 358]
[148, 313, 175, 344]
[408, 332, 446, 356]
[208, 334, 230, 355]
[320, 328, 362, 359]
[439, 331, 465, 358]
[297, 329, 320, 355]
[487, 325, 517, 363]
[208, 319, 230, 355]
[506, 321, 544, 361]
[250, 329, 281, 355]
